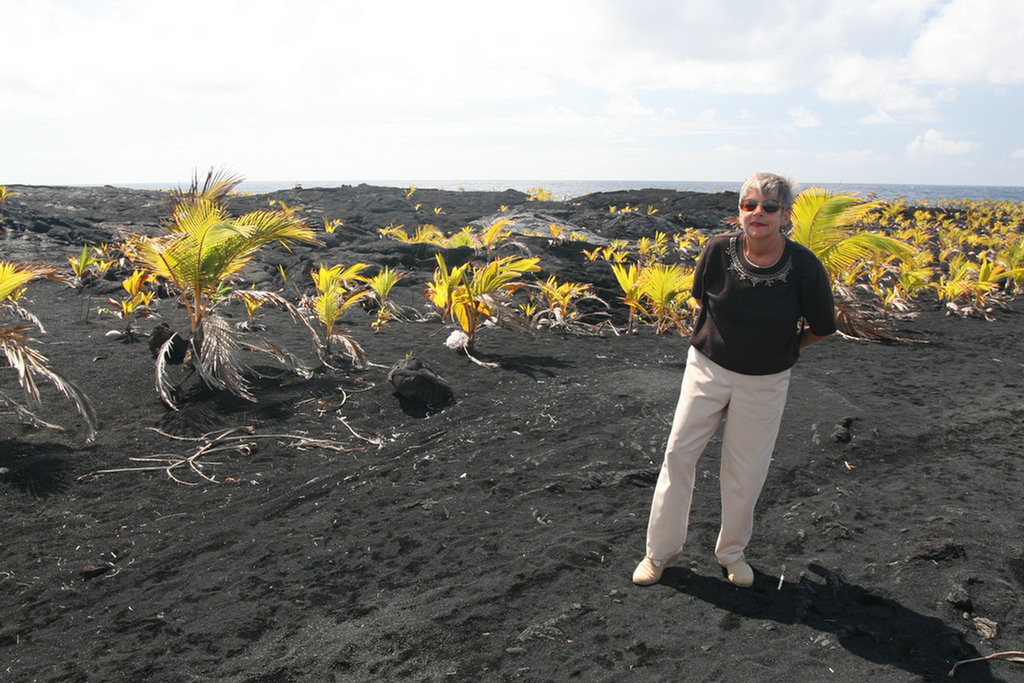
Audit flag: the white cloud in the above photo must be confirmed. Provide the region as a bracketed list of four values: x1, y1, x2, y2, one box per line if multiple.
[1012, 149, 1024, 158]
[603, 96, 656, 120]
[908, 0, 1024, 84]
[815, 53, 933, 116]
[906, 129, 977, 156]
[0, 0, 1019, 185]
[859, 111, 896, 125]
[695, 109, 718, 123]
[788, 106, 820, 128]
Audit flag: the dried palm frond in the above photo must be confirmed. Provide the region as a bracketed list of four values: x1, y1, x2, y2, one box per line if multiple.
[833, 300, 925, 344]
[195, 313, 251, 401]
[1, 262, 96, 440]
[154, 330, 189, 409]
[0, 325, 98, 441]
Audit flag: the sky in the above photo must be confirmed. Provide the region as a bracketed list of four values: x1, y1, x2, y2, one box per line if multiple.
[1, 0, 1023, 188]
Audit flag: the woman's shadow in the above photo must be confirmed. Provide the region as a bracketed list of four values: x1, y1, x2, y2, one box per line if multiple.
[661, 563, 995, 682]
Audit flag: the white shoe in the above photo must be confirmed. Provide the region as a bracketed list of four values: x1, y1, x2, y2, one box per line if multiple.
[632, 549, 684, 586]
[723, 559, 754, 588]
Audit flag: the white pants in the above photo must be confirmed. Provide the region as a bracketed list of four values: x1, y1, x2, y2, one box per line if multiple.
[645, 346, 792, 566]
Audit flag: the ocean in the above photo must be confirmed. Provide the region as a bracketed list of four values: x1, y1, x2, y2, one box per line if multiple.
[119, 179, 1024, 203]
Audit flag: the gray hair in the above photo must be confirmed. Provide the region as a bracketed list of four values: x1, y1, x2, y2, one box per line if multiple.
[738, 172, 797, 211]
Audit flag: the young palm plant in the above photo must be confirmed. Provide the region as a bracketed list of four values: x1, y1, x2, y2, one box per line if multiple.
[366, 266, 409, 332]
[126, 170, 320, 408]
[425, 253, 540, 364]
[527, 275, 608, 334]
[304, 263, 372, 363]
[0, 186, 15, 232]
[637, 264, 696, 334]
[0, 261, 97, 441]
[789, 189, 917, 338]
[99, 269, 155, 340]
[611, 263, 644, 333]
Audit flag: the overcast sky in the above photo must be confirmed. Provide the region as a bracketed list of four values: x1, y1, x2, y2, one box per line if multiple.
[2, 0, 1022, 187]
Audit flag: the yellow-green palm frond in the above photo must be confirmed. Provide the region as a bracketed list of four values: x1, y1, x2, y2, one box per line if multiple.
[636, 264, 695, 334]
[311, 264, 343, 292]
[610, 263, 640, 295]
[232, 209, 317, 248]
[131, 221, 246, 298]
[166, 196, 229, 233]
[638, 264, 693, 309]
[425, 253, 468, 317]
[479, 219, 513, 252]
[447, 227, 477, 249]
[312, 263, 371, 293]
[0, 262, 66, 302]
[311, 286, 371, 334]
[450, 288, 481, 337]
[410, 224, 445, 245]
[468, 257, 540, 299]
[790, 189, 915, 278]
[369, 266, 407, 300]
[0, 186, 17, 206]
[169, 168, 243, 216]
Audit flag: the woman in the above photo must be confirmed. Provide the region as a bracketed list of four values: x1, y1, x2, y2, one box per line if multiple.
[633, 172, 837, 588]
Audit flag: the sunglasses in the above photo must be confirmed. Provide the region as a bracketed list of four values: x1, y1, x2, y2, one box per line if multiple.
[740, 199, 782, 214]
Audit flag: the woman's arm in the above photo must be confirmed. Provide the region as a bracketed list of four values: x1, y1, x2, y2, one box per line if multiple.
[800, 329, 830, 348]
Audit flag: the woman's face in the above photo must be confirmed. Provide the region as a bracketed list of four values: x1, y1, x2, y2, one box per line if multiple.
[739, 190, 790, 241]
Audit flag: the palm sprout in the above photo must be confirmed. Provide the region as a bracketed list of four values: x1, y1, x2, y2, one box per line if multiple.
[127, 169, 320, 408]
[527, 275, 608, 334]
[425, 253, 540, 359]
[0, 261, 97, 440]
[636, 263, 695, 335]
[304, 263, 372, 363]
[790, 189, 915, 279]
[366, 266, 409, 332]
[611, 263, 644, 333]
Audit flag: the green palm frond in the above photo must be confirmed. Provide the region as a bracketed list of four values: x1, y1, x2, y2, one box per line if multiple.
[132, 183, 317, 335]
[137, 169, 322, 407]
[0, 262, 66, 301]
[790, 189, 915, 278]
[167, 168, 244, 220]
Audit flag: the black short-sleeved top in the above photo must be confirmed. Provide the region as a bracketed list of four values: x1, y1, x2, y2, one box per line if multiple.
[689, 232, 837, 375]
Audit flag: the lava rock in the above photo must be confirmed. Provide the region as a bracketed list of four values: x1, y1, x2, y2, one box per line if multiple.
[387, 357, 453, 407]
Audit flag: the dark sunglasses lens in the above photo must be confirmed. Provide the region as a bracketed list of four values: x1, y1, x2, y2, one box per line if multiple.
[741, 200, 781, 213]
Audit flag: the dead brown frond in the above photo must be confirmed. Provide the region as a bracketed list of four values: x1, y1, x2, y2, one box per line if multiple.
[833, 299, 927, 344]
[81, 426, 353, 485]
[1, 262, 97, 441]
[195, 313, 251, 401]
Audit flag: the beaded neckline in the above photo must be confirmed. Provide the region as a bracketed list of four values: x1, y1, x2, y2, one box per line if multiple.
[727, 234, 792, 286]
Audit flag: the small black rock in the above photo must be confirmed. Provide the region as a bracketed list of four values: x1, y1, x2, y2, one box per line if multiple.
[387, 357, 453, 407]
